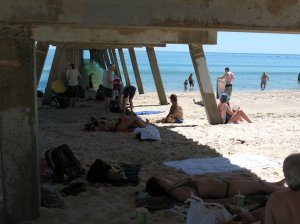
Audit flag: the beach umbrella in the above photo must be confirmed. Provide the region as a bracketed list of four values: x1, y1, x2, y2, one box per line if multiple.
[51, 80, 67, 93]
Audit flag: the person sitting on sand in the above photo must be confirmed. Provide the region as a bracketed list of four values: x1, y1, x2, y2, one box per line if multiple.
[265, 153, 300, 224]
[157, 94, 183, 123]
[218, 93, 252, 124]
[145, 176, 286, 203]
[83, 115, 148, 132]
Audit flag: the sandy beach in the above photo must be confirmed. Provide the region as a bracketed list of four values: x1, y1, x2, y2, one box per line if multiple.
[18, 90, 300, 223]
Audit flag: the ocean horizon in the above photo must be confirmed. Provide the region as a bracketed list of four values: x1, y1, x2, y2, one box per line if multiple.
[38, 49, 300, 93]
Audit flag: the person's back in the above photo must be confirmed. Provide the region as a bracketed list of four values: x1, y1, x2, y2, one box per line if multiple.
[224, 71, 234, 84]
[265, 189, 300, 224]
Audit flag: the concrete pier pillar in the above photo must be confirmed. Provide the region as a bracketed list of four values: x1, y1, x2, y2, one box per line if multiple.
[146, 47, 168, 105]
[189, 44, 222, 125]
[112, 49, 122, 79]
[42, 47, 64, 105]
[96, 49, 106, 69]
[118, 48, 131, 85]
[129, 48, 144, 94]
[0, 25, 39, 224]
[36, 42, 49, 85]
[103, 49, 111, 66]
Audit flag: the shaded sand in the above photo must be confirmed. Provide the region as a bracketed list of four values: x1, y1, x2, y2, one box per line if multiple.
[14, 90, 300, 223]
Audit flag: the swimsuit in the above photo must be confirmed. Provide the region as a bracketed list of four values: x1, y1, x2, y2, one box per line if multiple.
[175, 118, 184, 123]
[168, 178, 231, 198]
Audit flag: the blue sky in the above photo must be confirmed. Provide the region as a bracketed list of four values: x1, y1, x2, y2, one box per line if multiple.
[153, 32, 300, 54]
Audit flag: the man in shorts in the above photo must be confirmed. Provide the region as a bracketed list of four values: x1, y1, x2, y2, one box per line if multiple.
[219, 67, 234, 97]
[121, 85, 136, 114]
[102, 64, 115, 113]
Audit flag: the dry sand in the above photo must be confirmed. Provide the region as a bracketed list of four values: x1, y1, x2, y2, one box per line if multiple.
[20, 90, 300, 223]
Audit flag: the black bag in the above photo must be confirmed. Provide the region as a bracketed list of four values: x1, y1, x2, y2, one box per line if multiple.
[45, 144, 82, 184]
[109, 100, 121, 113]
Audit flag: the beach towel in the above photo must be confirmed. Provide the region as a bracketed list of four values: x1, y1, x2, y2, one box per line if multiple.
[163, 154, 281, 175]
[134, 110, 164, 115]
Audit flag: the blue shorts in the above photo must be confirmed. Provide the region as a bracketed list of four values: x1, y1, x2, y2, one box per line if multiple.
[175, 118, 184, 123]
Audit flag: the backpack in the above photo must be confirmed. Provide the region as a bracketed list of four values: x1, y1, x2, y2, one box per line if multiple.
[45, 144, 82, 184]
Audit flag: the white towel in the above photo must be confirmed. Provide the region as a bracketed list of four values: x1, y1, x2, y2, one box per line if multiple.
[163, 154, 281, 175]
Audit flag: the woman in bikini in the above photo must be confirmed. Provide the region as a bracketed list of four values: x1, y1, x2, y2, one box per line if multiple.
[157, 94, 184, 123]
[146, 176, 286, 203]
[218, 93, 252, 124]
[83, 115, 147, 132]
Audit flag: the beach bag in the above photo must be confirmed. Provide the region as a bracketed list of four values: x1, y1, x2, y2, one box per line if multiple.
[87, 159, 126, 183]
[45, 144, 82, 184]
[186, 193, 233, 224]
[134, 125, 161, 141]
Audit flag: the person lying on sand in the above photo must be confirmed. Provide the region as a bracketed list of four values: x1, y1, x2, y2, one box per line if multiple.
[218, 93, 252, 124]
[145, 176, 286, 203]
[157, 94, 183, 123]
[83, 115, 147, 132]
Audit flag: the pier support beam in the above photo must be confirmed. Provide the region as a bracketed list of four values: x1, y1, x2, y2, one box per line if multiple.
[189, 44, 222, 125]
[42, 48, 76, 105]
[103, 49, 111, 66]
[42, 47, 64, 105]
[146, 47, 168, 105]
[36, 42, 49, 85]
[0, 25, 39, 224]
[118, 48, 131, 85]
[111, 49, 122, 80]
[129, 48, 144, 94]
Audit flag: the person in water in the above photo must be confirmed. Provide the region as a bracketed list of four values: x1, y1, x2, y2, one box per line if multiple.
[146, 176, 286, 203]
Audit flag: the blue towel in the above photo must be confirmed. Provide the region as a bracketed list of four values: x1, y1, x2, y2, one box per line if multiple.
[134, 110, 164, 115]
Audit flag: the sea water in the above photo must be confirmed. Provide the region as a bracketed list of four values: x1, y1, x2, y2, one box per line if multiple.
[38, 49, 300, 93]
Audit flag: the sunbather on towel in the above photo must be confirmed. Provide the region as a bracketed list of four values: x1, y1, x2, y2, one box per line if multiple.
[157, 94, 183, 123]
[83, 115, 147, 132]
[145, 176, 286, 203]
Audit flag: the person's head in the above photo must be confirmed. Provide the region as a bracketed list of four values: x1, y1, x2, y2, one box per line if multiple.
[170, 94, 178, 103]
[283, 153, 300, 190]
[69, 63, 75, 69]
[146, 177, 167, 197]
[225, 67, 230, 72]
[220, 93, 230, 103]
[108, 64, 115, 71]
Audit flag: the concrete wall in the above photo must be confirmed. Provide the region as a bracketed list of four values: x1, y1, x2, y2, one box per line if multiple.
[1, 0, 300, 32]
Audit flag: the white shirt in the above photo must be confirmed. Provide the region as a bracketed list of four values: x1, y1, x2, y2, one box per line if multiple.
[66, 68, 81, 86]
[102, 70, 114, 89]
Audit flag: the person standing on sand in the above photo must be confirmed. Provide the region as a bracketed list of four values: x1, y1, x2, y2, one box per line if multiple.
[66, 63, 82, 107]
[219, 67, 234, 97]
[260, 72, 269, 91]
[102, 64, 115, 113]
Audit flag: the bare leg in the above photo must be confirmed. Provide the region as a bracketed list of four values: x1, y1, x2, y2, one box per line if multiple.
[228, 180, 286, 197]
[104, 97, 111, 113]
[229, 110, 252, 123]
[116, 116, 146, 131]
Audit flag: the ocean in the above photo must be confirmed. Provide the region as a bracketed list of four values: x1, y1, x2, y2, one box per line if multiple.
[38, 49, 300, 93]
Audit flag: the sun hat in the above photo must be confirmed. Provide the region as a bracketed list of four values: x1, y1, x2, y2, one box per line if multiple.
[220, 93, 230, 103]
[169, 94, 177, 101]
